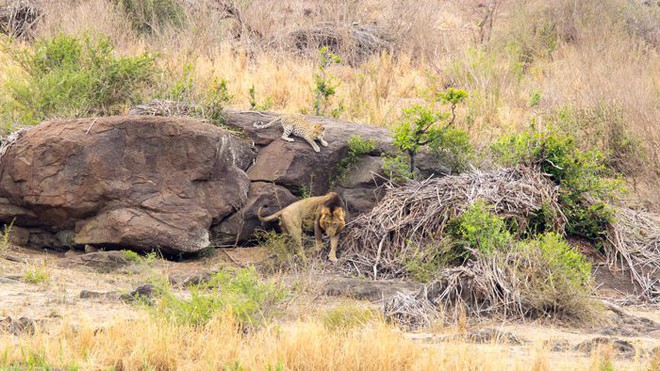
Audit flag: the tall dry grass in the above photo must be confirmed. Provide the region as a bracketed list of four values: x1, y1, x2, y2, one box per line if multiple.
[0, 311, 645, 370]
[1, 0, 658, 205]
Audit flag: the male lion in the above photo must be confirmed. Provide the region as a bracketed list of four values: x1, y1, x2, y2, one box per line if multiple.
[258, 192, 346, 262]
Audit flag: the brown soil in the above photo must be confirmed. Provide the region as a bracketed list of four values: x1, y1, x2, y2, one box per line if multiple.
[1, 244, 658, 370]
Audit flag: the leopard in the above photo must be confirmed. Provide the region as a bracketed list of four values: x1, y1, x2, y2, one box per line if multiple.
[253, 113, 328, 152]
[258, 192, 346, 262]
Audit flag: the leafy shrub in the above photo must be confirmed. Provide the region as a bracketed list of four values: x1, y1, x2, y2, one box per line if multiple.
[157, 63, 232, 125]
[322, 305, 379, 332]
[512, 233, 594, 319]
[313, 47, 343, 117]
[248, 84, 273, 111]
[491, 125, 622, 244]
[3, 34, 157, 126]
[115, 0, 186, 34]
[392, 104, 448, 176]
[154, 266, 288, 328]
[22, 262, 50, 284]
[0, 220, 14, 257]
[428, 127, 473, 174]
[447, 199, 512, 256]
[403, 243, 456, 283]
[381, 153, 413, 182]
[550, 104, 646, 177]
[389, 89, 471, 179]
[202, 78, 233, 125]
[335, 135, 377, 185]
[121, 249, 141, 263]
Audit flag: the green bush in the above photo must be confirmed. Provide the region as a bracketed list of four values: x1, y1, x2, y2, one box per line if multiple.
[248, 84, 273, 111]
[403, 243, 458, 283]
[121, 249, 141, 263]
[321, 305, 379, 332]
[428, 127, 473, 174]
[392, 104, 448, 177]
[512, 232, 594, 319]
[313, 47, 343, 117]
[550, 104, 645, 177]
[381, 153, 413, 182]
[3, 34, 157, 126]
[447, 199, 512, 256]
[389, 89, 471, 179]
[115, 0, 186, 34]
[202, 78, 233, 125]
[154, 266, 289, 328]
[0, 220, 14, 257]
[22, 262, 50, 284]
[491, 125, 622, 244]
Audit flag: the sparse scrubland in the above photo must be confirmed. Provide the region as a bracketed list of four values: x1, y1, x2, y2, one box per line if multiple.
[0, 0, 659, 369]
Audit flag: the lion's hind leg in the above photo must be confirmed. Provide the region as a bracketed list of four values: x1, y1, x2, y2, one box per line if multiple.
[281, 216, 306, 261]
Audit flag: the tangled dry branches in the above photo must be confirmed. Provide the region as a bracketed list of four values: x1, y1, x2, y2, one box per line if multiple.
[340, 166, 563, 279]
[607, 207, 660, 302]
[273, 22, 394, 65]
[129, 99, 203, 118]
[384, 249, 599, 326]
[0, 0, 40, 39]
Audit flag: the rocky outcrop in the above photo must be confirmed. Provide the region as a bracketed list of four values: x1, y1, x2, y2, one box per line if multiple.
[212, 110, 396, 245]
[0, 110, 450, 252]
[222, 110, 393, 195]
[0, 116, 253, 253]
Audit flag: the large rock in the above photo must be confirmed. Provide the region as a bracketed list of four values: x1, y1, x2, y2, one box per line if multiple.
[0, 109, 452, 251]
[223, 110, 394, 195]
[212, 110, 397, 242]
[210, 181, 298, 246]
[0, 116, 254, 253]
[335, 155, 388, 213]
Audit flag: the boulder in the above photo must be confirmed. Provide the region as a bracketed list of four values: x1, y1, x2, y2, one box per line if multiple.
[335, 155, 388, 213]
[210, 181, 297, 246]
[0, 109, 452, 251]
[223, 110, 394, 195]
[0, 116, 254, 253]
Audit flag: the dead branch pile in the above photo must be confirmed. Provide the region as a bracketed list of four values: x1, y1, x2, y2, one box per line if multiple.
[341, 166, 563, 279]
[274, 22, 395, 65]
[607, 207, 660, 303]
[129, 99, 204, 118]
[384, 250, 599, 326]
[382, 292, 439, 330]
[0, 128, 26, 160]
[0, 0, 40, 39]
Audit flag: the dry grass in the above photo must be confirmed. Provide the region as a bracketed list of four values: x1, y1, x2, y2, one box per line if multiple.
[0, 0, 655, 145]
[0, 311, 644, 370]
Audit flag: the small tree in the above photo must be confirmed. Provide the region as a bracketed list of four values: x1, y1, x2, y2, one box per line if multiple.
[392, 88, 468, 178]
[313, 47, 342, 117]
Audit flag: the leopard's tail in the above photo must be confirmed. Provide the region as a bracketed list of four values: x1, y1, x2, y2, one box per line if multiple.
[257, 205, 282, 222]
[253, 116, 281, 129]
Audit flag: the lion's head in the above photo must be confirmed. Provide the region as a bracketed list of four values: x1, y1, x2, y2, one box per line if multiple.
[319, 205, 345, 237]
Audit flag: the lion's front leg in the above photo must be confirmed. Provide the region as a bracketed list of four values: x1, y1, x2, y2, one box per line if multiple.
[328, 235, 339, 262]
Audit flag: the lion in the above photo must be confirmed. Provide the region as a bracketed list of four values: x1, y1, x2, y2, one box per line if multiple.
[258, 192, 346, 262]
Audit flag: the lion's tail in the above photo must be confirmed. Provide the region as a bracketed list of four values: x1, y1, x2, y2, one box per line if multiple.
[257, 205, 282, 222]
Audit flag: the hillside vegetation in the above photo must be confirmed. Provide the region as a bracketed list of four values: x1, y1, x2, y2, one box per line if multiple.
[0, 1, 659, 368]
[0, 0, 658, 207]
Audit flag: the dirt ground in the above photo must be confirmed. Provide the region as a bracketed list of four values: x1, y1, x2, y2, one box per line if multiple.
[1, 245, 658, 370]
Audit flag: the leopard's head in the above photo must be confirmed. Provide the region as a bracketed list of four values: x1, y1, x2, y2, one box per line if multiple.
[312, 124, 325, 138]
